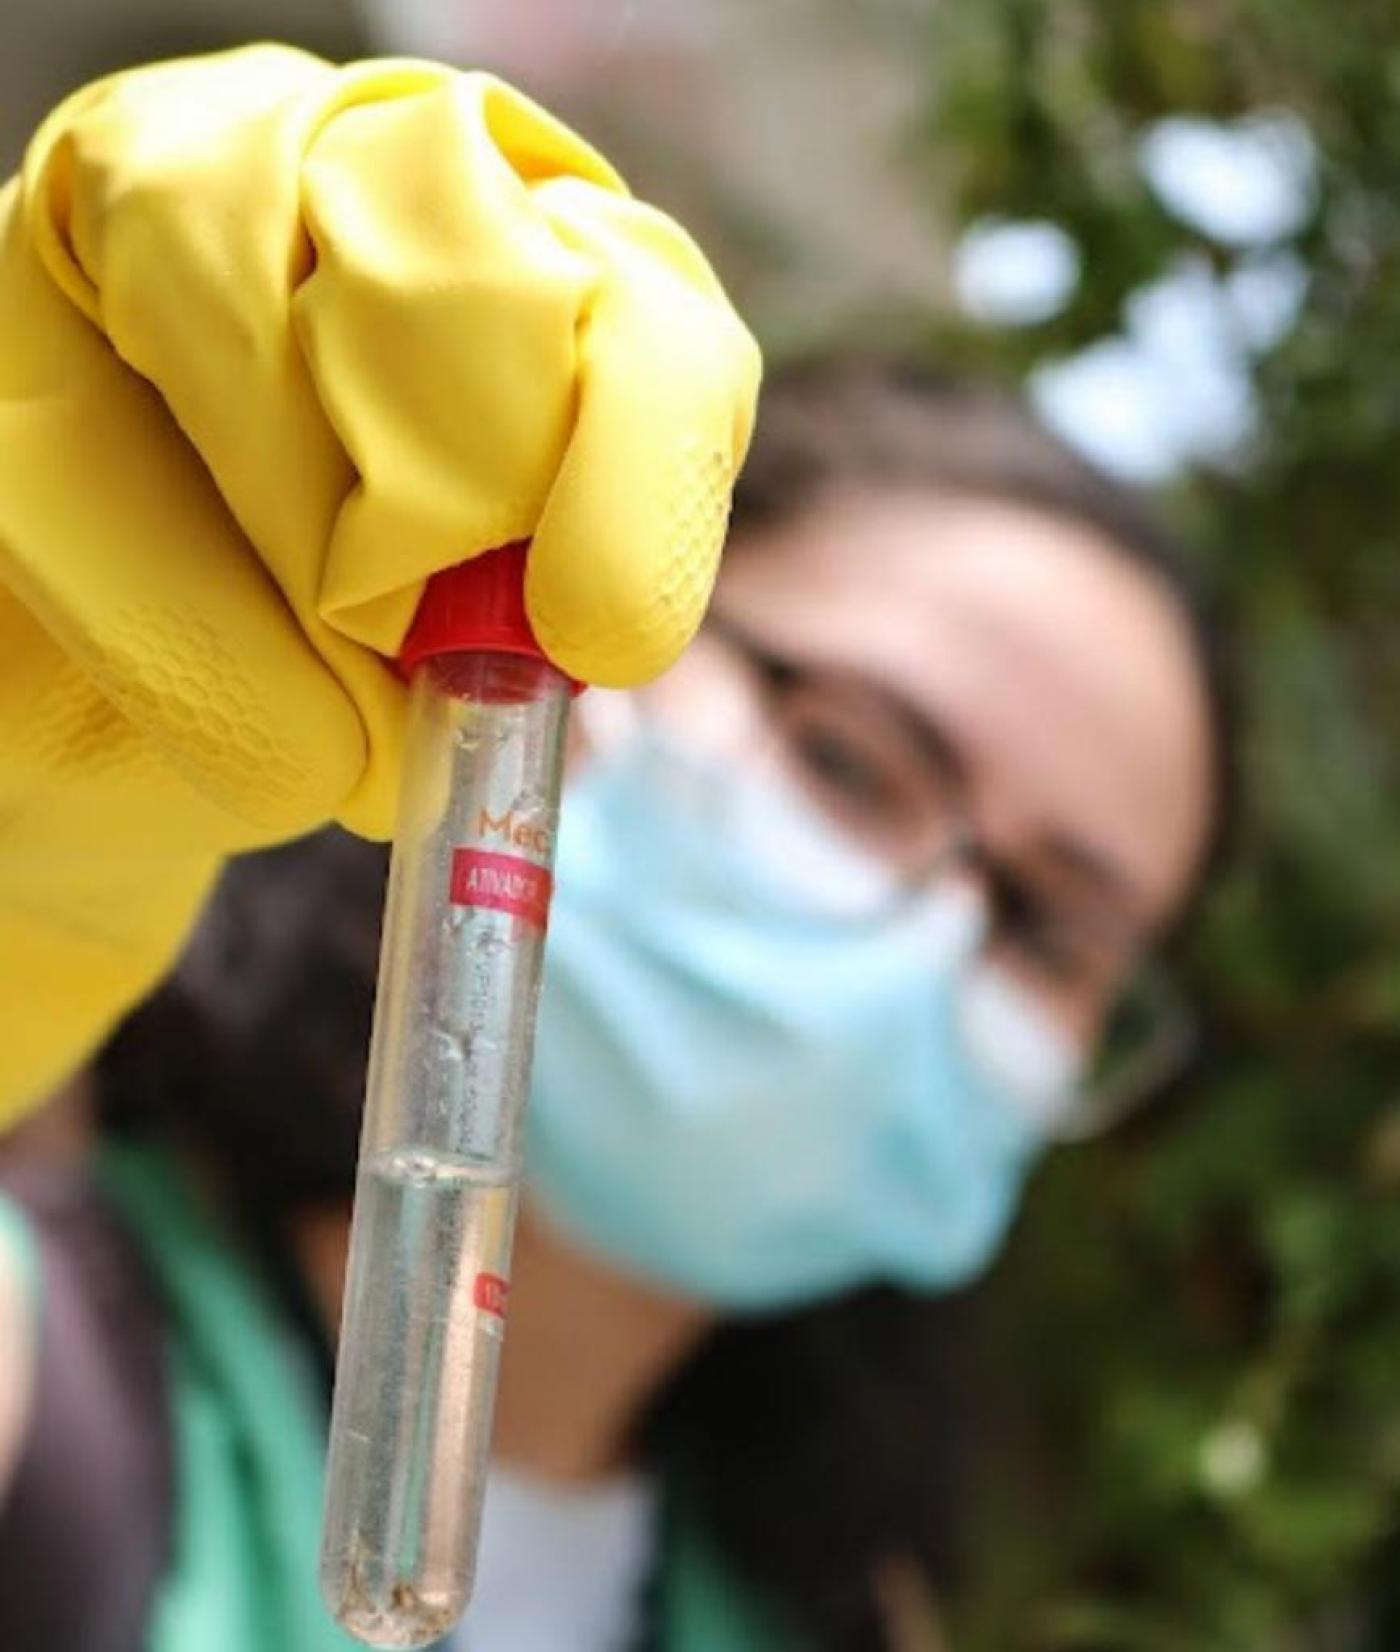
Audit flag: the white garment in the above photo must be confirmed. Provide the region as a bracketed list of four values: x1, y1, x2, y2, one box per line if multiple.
[449, 1464, 657, 1651]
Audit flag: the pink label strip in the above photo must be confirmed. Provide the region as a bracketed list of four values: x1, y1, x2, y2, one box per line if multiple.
[450, 848, 552, 930]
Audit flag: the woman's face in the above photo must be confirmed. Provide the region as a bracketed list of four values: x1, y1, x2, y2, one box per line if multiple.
[643, 485, 1214, 1045]
[527, 480, 1217, 1307]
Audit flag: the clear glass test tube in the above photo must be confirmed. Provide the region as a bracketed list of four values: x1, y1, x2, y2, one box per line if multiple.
[321, 553, 571, 1648]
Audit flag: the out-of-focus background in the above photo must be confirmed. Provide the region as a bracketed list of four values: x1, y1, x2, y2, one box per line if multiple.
[6, 2, 1399, 1645]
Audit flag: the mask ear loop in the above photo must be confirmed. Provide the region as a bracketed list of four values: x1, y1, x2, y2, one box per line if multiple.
[956, 962, 1087, 1135]
[1054, 965, 1198, 1142]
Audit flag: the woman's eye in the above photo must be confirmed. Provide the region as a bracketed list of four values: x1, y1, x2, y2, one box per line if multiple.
[791, 727, 899, 813]
[1003, 901, 1091, 984]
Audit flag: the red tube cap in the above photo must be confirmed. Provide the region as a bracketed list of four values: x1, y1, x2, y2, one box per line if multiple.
[400, 543, 561, 675]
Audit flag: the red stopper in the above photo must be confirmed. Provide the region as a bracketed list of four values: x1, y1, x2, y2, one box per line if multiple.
[400, 543, 546, 673]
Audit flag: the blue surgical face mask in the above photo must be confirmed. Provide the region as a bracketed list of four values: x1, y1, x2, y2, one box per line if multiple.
[527, 733, 1056, 1311]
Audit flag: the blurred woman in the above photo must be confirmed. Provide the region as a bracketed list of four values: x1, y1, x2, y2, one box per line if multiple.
[0, 356, 1231, 1651]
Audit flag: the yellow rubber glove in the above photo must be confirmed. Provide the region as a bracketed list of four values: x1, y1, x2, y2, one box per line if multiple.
[0, 45, 761, 1128]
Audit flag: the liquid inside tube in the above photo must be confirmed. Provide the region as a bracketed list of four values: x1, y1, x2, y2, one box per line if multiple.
[321, 650, 570, 1649]
[322, 1148, 516, 1646]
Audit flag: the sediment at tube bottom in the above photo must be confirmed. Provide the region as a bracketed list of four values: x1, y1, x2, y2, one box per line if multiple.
[331, 1577, 461, 1649]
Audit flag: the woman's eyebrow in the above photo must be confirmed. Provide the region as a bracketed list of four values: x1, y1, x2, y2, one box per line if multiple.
[878, 688, 971, 791]
[720, 613, 973, 790]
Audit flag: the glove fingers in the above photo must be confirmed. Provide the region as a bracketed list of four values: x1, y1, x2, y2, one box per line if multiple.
[0, 199, 368, 835]
[299, 73, 616, 824]
[525, 183, 761, 687]
[20, 55, 630, 832]
[302, 71, 622, 647]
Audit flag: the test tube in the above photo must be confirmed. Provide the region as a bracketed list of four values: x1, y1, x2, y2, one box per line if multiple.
[321, 545, 572, 1648]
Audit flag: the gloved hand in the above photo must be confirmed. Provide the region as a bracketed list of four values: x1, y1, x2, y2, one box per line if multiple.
[0, 45, 761, 1128]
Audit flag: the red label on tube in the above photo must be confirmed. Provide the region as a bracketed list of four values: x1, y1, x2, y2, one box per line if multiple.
[474, 1272, 510, 1319]
[450, 848, 552, 930]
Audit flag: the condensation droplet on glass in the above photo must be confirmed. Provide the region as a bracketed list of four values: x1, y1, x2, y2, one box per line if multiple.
[427, 1024, 475, 1069]
[389, 1147, 442, 1186]
[471, 955, 492, 998]
[511, 786, 549, 821]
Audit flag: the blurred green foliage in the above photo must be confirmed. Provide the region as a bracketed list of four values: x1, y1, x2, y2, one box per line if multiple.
[910, 2, 1400, 1647]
